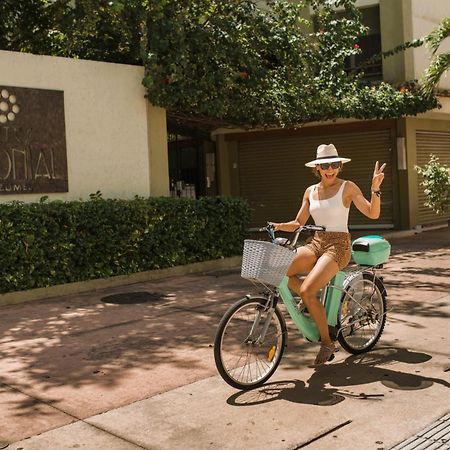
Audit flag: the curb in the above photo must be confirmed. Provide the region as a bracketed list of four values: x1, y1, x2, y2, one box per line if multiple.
[0, 256, 242, 308]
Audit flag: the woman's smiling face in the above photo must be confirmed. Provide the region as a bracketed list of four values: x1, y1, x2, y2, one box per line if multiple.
[317, 161, 342, 182]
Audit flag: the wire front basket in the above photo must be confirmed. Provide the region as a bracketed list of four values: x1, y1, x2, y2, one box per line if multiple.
[241, 240, 295, 287]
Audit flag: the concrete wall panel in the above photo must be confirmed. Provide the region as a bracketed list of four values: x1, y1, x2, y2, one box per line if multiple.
[0, 50, 167, 201]
[411, 0, 450, 90]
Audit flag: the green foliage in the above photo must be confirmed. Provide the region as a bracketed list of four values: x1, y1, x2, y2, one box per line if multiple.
[0, 0, 53, 54]
[0, 0, 144, 64]
[144, 0, 438, 128]
[421, 18, 450, 98]
[415, 155, 450, 215]
[0, 0, 445, 127]
[425, 17, 450, 54]
[361, 17, 450, 99]
[0, 196, 250, 294]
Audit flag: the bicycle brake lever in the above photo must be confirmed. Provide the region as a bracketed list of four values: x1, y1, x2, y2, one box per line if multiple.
[266, 222, 276, 241]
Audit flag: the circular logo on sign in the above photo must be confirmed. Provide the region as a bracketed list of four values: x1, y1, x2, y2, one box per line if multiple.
[0, 89, 20, 124]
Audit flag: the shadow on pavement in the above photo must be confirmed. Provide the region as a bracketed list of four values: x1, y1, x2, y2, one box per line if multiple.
[0, 228, 448, 442]
[227, 347, 450, 407]
[0, 270, 251, 434]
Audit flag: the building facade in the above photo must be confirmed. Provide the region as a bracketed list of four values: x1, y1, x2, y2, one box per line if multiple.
[0, 50, 169, 203]
[212, 0, 450, 230]
[1, 0, 448, 232]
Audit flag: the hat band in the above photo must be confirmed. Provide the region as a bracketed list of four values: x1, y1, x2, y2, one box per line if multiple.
[316, 155, 340, 160]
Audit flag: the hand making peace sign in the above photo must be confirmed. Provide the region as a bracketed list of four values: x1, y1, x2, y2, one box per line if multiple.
[371, 161, 386, 191]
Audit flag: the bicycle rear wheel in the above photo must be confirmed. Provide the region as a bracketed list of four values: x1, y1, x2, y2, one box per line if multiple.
[337, 272, 387, 354]
[214, 296, 287, 390]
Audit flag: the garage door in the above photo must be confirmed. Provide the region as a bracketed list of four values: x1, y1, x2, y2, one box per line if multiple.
[238, 128, 394, 229]
[416, 131, 450, 225]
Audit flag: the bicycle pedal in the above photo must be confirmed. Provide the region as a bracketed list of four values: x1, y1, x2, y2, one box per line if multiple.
[298, 304, 309, 315]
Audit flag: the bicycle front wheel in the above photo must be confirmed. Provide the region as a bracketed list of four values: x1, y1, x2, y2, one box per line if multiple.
[337, 272, 387, 354]
[214, 296, 287, 390]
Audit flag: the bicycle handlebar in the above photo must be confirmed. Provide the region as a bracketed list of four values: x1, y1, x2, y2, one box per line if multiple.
[259, 223, 326, 248]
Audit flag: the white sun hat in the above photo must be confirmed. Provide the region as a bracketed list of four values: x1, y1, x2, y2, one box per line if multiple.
[305, 144, 351, 168]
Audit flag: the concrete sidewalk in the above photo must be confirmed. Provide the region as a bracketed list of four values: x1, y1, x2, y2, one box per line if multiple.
[1, 227, 449, 449]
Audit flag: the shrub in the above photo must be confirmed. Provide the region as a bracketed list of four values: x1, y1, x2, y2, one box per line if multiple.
[415, 154, 450, 215]
[0, 196, 250, 294]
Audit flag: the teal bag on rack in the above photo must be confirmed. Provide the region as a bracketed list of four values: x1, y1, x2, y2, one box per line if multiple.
[352, 235, 391, 266]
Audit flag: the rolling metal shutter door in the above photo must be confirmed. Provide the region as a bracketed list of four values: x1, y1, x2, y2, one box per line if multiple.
[238, 129, 394, 229]
[416, 131, 450, 225]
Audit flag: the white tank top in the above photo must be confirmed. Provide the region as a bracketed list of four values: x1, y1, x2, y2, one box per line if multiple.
[309, 181, 349, 232]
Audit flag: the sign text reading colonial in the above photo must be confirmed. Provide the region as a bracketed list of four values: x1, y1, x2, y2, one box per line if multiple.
[0, 86, 68, 194]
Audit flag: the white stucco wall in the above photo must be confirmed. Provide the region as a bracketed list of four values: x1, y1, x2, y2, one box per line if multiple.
[0, 50, 168, 202]
[410, 0, 450, 90]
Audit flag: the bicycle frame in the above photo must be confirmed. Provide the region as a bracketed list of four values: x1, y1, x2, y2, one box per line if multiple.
[253, 224, 387, 344]
[246, 306, 275, 345]
[277, 272, 345, 342]
[214, 222, 390, 390]
[275, 265, 386, 342]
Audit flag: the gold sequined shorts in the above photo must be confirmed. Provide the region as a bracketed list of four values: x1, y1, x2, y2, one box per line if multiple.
[304, 231, 352, 270]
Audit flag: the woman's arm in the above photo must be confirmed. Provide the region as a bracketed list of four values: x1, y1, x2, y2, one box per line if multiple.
[271, 187, 311, 231]
[347, 161, 386, 219]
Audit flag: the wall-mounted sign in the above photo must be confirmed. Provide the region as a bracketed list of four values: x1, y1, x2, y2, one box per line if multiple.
[0, 86, 68, 194]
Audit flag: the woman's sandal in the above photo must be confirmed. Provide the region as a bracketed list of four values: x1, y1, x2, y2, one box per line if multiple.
[313, 343, 336, 366]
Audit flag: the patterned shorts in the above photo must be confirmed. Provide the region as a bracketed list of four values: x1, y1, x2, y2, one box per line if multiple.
[304, 231, 352, 270]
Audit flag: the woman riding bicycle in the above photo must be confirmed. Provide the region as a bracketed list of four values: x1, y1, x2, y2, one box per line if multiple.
[271, 143, 386, 366]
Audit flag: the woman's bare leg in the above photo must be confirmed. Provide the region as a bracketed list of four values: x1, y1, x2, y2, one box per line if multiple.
[287, 250, 340, 364]
[286, 247, 317, 295]
[298, 254, 340, 346]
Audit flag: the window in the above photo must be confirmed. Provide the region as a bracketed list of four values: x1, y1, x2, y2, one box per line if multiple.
[345, 6, 382, 80]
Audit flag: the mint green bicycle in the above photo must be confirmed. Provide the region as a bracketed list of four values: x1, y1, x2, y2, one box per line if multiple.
[214, 224, 390, 390]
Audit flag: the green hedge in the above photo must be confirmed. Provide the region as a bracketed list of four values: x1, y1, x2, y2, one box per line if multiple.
[0, 196, 250, 294]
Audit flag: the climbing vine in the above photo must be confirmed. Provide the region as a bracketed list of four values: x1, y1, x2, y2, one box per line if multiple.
[1, 0, 447, 129]
[144, 0, 440, 128]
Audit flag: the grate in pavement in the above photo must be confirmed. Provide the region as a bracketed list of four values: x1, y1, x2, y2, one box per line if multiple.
[101, 291, 163, 304]
[391, 412, 450, 449]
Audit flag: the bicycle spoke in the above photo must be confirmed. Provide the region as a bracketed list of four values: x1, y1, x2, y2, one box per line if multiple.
[338, 273, 387, 353]
[216, 298, 285, 388]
